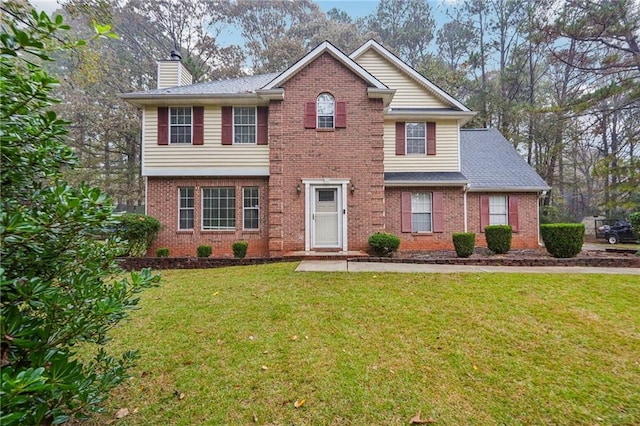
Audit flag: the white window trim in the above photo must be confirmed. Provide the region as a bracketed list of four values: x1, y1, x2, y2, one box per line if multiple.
[316, 93, 335, 129]
[233, 106, 257, 145]
[169, 106, 193, 145]
[406, 122, 426, 155]
[178, 187, 194, 230]
[411, 191, 433, 233]
[201, 187, 236, 231]
[242, 187, 259, 230]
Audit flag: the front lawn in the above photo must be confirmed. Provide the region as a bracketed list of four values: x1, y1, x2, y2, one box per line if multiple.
[91, 264, 640, 425]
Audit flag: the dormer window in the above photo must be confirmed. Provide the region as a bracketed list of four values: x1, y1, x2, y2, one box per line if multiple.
[317, 93, 335, 129]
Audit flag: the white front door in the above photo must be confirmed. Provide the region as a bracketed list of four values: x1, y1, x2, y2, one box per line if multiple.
[312, 187, 341, 248]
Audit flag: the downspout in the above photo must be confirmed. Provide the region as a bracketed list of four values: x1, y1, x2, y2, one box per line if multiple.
[538, 190, 548, 246]
[463, 183, 471, 232]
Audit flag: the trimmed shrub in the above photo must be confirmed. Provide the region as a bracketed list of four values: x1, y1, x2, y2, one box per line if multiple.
[630, 212, 640, 234]
[485, 225, 512, 254]
[540, 223, 585, 258]
[453, 232, 476, 258]
[156, 247, 169, 257]
[368, 232, 401, 257]
[197, 245, 212, 258]
[232, 240, 249, 259]
[114, 213, 161, 257]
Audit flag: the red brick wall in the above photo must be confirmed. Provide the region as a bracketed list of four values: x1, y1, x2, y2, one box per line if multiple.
[385, 187, 466, 250]
[268, 52, 385, 255]
[146, 177, 269, 257]
[467, 192, 541, 249]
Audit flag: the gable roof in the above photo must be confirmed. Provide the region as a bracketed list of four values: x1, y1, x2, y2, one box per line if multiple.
[350, 40, 470, 112]
[461, 128, 550, 192]
[261, 41, 388, 90]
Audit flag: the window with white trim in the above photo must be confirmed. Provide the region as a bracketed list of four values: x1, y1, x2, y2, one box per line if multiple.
[178, 187, 194, 230]
[243, 187, 259, 230]
[406, 122, 426, 155]
[317, 93, 334, 128]
[412, 192, 432, 232]
[234, 107, 256, 144]
[489, 195, 508, 225]
[202, 187, 235, 230]
[170, 107, 192, 144]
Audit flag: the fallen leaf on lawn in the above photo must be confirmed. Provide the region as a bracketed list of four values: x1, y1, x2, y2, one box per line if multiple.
[115, 408, 129, 419]
[290, 335, 298, 341]
[261, 365, 269, 371]
[249, 335, 255, 340]
[263, 350, 269, 354]
[217, 339, 224, 345]
[212, 291, 219, 296]
[294, 399, 306, 409]
[253, 413, 258, 423]
[409, 411, 436, 424]
[173, 390, 185, 400]
[133, 408, 139, 414]
[473, 364, 478, 371]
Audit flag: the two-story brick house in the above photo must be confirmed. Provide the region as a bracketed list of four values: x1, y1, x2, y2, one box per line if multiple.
[121, 40, 549, 257]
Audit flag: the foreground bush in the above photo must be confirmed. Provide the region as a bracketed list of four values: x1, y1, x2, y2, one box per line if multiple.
[368, 232, 401, 256]
[0, 7, 160, 424]
[485, 225, 512, 254]
[453, 232, 476, 258]
[156, 247, 170, 257]
[114, 213, 161, 257]
[630, 212, 640, 234]
[197, 245, 212, 258]
[232, 240, 249, 258]
[540, 223, 585, 258]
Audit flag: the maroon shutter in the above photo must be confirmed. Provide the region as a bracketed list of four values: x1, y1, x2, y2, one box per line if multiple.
[157, 106, 168, 145]
[395, 122, 406, 155]
[480, 195, 490, 231]
[257, 106, 268, 145]
[426, 122, 436, 155]
[221, 106, 233, 145]
[335, 101, 347, 128]
[401, 192, 412, 233]
[432, 191, 444, 233]
[304, 102, 316, 129]
[508, 196, 519, 232]
[193, 106, 204, 145]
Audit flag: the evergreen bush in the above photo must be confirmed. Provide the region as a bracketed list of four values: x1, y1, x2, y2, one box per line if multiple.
[114, 213, 161, 257]
[629, 212, 640, 234]
[368, 232, 401, 256]
[197, 245, 212, 258]
[156, 247, 169, 257]
[540, 223, 585, 258]
[453, 232, 476, 258]
[485, 225, 512, 254]
[232, 241, 249, 259]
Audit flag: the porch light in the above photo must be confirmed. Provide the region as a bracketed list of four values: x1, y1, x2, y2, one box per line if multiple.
[296, 184, 302, 194]
[350, 183, 356, 194]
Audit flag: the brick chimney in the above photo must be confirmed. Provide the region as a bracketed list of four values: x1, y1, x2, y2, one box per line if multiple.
[157, 49, 192, 89]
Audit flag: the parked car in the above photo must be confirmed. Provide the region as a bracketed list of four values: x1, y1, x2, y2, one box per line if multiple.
[597, 219, 638, 244]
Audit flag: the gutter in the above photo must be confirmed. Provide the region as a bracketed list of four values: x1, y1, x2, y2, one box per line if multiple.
[384, 181, 469, 187]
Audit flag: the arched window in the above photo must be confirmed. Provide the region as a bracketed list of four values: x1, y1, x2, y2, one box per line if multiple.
[316, 93, 335, 129]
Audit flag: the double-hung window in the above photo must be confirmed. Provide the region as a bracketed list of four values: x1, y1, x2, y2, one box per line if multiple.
[411, 192, 432, 232]
[489, 195, 508, 225]
[178, 187, 194, 230]
[170, 107, 192, 144]
[202, 187, 235, 230]
[234, 107, 256, 144]
[317, 93, 335, 129]
[406, 122, 426, 155]
[243, 187, 259, 230]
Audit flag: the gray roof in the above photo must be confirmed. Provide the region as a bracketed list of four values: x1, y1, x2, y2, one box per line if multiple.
[461, 128, 550, 191]
[385, 172, 468, 185]
[124, 72, 281, 96]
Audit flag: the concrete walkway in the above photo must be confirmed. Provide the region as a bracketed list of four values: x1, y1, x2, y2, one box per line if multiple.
[296, 260, 640, 275]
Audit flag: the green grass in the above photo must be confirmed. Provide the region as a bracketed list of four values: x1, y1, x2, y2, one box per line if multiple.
[91, 264, 640, 425]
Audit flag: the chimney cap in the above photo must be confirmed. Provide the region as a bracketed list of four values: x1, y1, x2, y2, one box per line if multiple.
[170, 50, 182, 61]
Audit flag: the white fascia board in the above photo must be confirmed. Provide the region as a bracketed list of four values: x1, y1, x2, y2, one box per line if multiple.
[467, 187, 550, 193]
[385, 109, 477, 122]
[367, 88, 396, 107]
[119, 93, 267, 108]
[384, 181, 468, 187]
[143, 167, 270, 177]
[255, 88, 285, 100]
[262, 41, 388, 90]
[350, 40, 471, 112]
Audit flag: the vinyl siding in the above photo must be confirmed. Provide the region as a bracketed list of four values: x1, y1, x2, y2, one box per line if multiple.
[157, 62, 179, 88]
[384, 119, 459, 171]
[178, 63, 192, 86]
[143, 106, 269, 174]
[355, 50, 450, 108]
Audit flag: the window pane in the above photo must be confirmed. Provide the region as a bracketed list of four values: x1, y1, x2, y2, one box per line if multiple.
[243, 187, 259, 230]
[406, 122, 426, 154]
[170, 107, 192, 144]
[178, 187, 194, 229]
[234, 107, 256, 144]
[317, 93, 335, 129]
[202, 187, 236, 230]
[411, 192, 432, 232]
[489, 195, 508, 225]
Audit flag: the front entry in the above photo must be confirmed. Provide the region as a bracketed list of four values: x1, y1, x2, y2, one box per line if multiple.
[312, 187, 342, 248]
